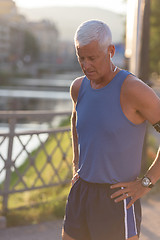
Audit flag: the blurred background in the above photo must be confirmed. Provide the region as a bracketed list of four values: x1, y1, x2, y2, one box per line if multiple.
[0, 0, 159, 112]
[0, 0, 159, 234]
[0, 0, 127, 112]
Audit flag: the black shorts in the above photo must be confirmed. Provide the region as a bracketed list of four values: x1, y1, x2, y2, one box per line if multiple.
[63, 178, 141, 240]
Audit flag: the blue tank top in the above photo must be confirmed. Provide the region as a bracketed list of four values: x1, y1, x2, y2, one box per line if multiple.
[76, 70, 147, 184]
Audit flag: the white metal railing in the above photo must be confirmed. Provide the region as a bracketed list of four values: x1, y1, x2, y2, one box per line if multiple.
[0, 110, 72, 213]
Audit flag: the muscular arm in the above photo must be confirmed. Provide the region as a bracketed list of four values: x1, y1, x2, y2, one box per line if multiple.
[111, 76, 160, 208]
[146, 146, 160, 185]
[71, 104, 79, 176]
[127, 76, 160, 185]
[70, 77, 83, 177]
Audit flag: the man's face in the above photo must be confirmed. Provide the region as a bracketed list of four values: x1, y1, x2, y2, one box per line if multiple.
[76, 40, 109, 81]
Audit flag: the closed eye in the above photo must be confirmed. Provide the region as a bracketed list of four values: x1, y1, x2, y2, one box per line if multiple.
[89, 57, 96, 61]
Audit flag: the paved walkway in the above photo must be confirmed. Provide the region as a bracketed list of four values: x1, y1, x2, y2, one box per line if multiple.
[140, 194, 160, 240]
[0, 195, 160, 240]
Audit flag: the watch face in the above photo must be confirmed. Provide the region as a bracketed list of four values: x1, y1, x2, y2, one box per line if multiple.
[142, 177, 151, 187]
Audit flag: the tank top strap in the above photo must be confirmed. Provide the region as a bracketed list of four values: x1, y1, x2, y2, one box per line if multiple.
[117, 70, 132, 88]
[77, 76, 90, 107]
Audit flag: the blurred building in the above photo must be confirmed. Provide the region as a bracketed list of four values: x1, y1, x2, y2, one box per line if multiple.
[0, 0, 26, 23]
[0, 1, 80, 75]
[0, 0, 17, 63]
[29, 20, 59, 63]
[0, 19, 10, 62]
[0, 0, 60, 75]
[0, 0, 28, 67]
[0, 0, 17, 17]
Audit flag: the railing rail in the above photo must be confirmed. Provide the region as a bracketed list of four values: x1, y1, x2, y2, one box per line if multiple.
[0, 110, 72, 214]
[0, 110, 71, 119]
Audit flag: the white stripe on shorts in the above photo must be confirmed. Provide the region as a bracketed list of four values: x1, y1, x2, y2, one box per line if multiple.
[123, 198, 128, 239]
[132, 203, 138, 236]
[122, 188, 138, 239]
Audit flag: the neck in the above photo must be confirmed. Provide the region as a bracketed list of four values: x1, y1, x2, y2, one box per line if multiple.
[90, 66, 119, 89]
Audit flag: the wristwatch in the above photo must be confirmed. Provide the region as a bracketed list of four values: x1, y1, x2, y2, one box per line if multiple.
[141, 176, 154, 188]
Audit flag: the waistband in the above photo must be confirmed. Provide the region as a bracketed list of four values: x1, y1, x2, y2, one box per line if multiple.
[79, 177, 112, 187]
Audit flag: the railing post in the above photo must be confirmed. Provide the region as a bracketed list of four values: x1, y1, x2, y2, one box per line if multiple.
[2, 117, 16, 214]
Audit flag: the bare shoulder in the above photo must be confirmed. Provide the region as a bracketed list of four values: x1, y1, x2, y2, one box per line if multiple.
[123, 74, 150, 91]
[122, 74, 158, 101]
[70, 76, 84, 103]
[122, 74, 160, 124]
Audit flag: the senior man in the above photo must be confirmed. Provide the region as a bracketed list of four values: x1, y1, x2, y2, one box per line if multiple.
[62, 19, 160, 240]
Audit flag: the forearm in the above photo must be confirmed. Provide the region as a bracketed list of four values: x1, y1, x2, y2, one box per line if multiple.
[71, 111, 79, 176]
[145, 146, 160, 185]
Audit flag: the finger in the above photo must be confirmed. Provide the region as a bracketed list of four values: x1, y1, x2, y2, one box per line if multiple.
[110, 182, 128, 189]
[126, 198, 136, 209]
[114, 195, 126, 203]
[111, 189, 127, 199]
[71, 174, 79, 186]
[113, 193, 131, 203]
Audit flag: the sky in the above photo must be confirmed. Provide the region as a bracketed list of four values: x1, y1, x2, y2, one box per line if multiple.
[14, 0, 127, 14]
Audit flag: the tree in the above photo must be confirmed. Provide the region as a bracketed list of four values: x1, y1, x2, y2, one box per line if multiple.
[150, 0, 160, 75]
[23, 30, 40, 62]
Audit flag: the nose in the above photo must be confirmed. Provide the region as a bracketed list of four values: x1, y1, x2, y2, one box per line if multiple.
[81, 59, 91, 71]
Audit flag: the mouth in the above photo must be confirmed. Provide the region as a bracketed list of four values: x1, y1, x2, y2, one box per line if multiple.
[85, 71, 96, 76]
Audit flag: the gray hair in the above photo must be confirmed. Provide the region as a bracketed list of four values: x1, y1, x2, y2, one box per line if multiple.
[74, 19, 112, 53]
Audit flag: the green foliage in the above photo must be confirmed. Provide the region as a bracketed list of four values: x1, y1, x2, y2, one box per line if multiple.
[24, 31, 40, 61]
[6, 184, 70, 227]
[150, 0, 160, 74]
[59, 116, 71, 127]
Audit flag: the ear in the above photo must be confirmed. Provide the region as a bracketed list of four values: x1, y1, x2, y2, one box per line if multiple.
[108, 45, 115, 58]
